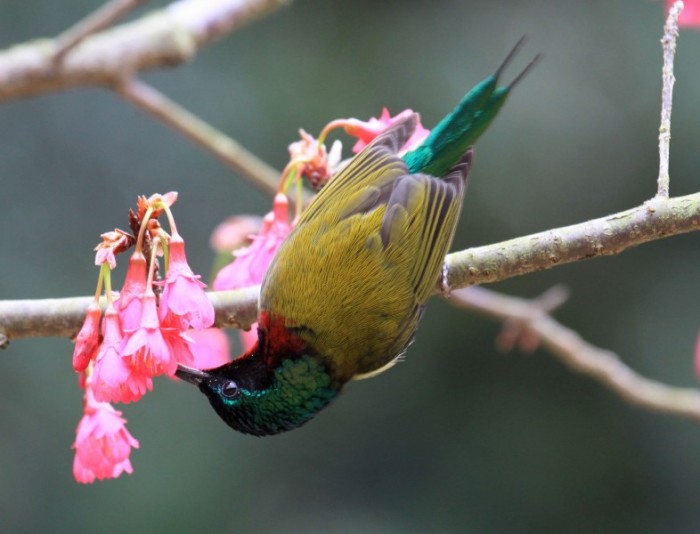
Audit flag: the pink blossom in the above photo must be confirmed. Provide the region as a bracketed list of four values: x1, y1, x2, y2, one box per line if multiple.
[93, 229, 134, 269]
[115, 252, 147, 331]
[137, 191, 178, 221]
[121, 290, 177, 377]
[668, 0, 700, 28]
[210, 215, 262, 254]
[91, 306, 153, 404]
[213, 193, 292, 291]
[187, 328, 231, 369]
[212, 194, 292, 353]
[161, 314, 195, 369]
[73, 302, 102, 372]
[158, 232, 214, 331]
[340, 108, 430, 153]
[94, 247, 117, 270]
[72, 388, 139, 484]
[288, 130, 342, 189]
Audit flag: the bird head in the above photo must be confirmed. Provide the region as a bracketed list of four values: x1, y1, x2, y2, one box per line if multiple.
[176, 345, 338, 436]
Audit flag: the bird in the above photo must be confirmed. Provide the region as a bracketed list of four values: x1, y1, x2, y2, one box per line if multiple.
[176, 38, 539, 436]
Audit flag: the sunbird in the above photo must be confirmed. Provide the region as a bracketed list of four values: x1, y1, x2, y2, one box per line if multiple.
[176, 39, 538, 436]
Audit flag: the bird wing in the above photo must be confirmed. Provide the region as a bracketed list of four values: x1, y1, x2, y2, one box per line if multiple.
[261, 115, 472, 383]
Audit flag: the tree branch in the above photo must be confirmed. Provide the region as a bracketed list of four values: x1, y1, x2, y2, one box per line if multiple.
[0, 287, 260, 347]
[0, 0, 289, 102]
[3, 190, 700, 343]
[450, 286, 700, 421]
[657, 0, 682, 198]
[443, 192, 700, 290]
[116, 78, 285, 199]
[53, 0, 147, 62]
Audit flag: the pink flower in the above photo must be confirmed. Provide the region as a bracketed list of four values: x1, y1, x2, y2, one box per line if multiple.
[121, 290, 177, 377]
[161, 315, 195, 369]
[91, 306, 153, 404]
[187, 328, 231, 369]
[668, 0, 700, 28]
[213, 193, 292, 353]
[287, 130, 342, 190]
[210, 216, 262, 254]
[137, 191, 178, 221]
[159, 232, 214, 331]
[72, 388, 139, 484]
[73, 302, 102, 372]
[340, 108, 430, 153]
[94, 229, 133, 269]
[213, 193, 292, 291]
[115, 252, 147, 331]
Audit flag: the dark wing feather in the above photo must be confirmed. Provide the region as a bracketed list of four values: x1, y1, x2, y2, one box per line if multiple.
[297, 114, 418, 225]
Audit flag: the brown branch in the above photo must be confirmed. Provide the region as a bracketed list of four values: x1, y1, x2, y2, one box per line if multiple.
[442, 192, 700, 290]
[0, 0, 289, 102]
[0, 287, 260, 347]
[3, 190, 700, 343]
[450, 286, 700, 422]
[116, 78, 285, 199]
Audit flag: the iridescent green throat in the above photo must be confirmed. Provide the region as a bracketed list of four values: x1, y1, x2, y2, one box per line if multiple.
[199, 354, 338, 436]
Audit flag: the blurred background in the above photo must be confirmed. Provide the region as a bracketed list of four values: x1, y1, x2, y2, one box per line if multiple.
[2, 0, 700, 532]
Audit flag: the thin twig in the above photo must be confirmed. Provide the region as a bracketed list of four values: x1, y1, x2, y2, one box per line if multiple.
[53, 0, 148, 62]
[451, 287, 700, 422]
[495, 285, 570, 352]
[116, 78, 289, 199]
[657, 0, 683, 198]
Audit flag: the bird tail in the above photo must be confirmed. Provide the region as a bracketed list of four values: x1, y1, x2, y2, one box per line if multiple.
[403, 36, 540, 177]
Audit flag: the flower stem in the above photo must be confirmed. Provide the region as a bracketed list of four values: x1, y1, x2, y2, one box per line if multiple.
[135, 206, 154, 254]
[101, 263, 114, 306]
[145, 236, 161, 289]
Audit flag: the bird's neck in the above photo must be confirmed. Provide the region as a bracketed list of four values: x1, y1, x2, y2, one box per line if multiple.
[215, 314, 339, 435]
[219, 351, 338, 436]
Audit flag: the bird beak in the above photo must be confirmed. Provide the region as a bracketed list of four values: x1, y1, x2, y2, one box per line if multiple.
[175, 364, 210, 385]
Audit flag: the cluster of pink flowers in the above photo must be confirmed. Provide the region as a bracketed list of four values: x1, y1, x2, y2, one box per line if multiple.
[72, 192, 221, 483]
[71, 109, 424, 484]
[213, 193, 293, 352]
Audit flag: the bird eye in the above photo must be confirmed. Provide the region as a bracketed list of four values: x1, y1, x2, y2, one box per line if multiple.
[221, 380, 238, 398]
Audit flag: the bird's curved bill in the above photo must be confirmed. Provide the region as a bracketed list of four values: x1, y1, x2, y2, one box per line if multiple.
[175, 364, 210, 385]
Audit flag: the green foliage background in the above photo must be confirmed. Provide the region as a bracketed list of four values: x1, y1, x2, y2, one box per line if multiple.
[2, 1, 700, 532]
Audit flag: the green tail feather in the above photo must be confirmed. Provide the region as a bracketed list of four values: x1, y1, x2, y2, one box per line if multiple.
[403, 37, 540, 177]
